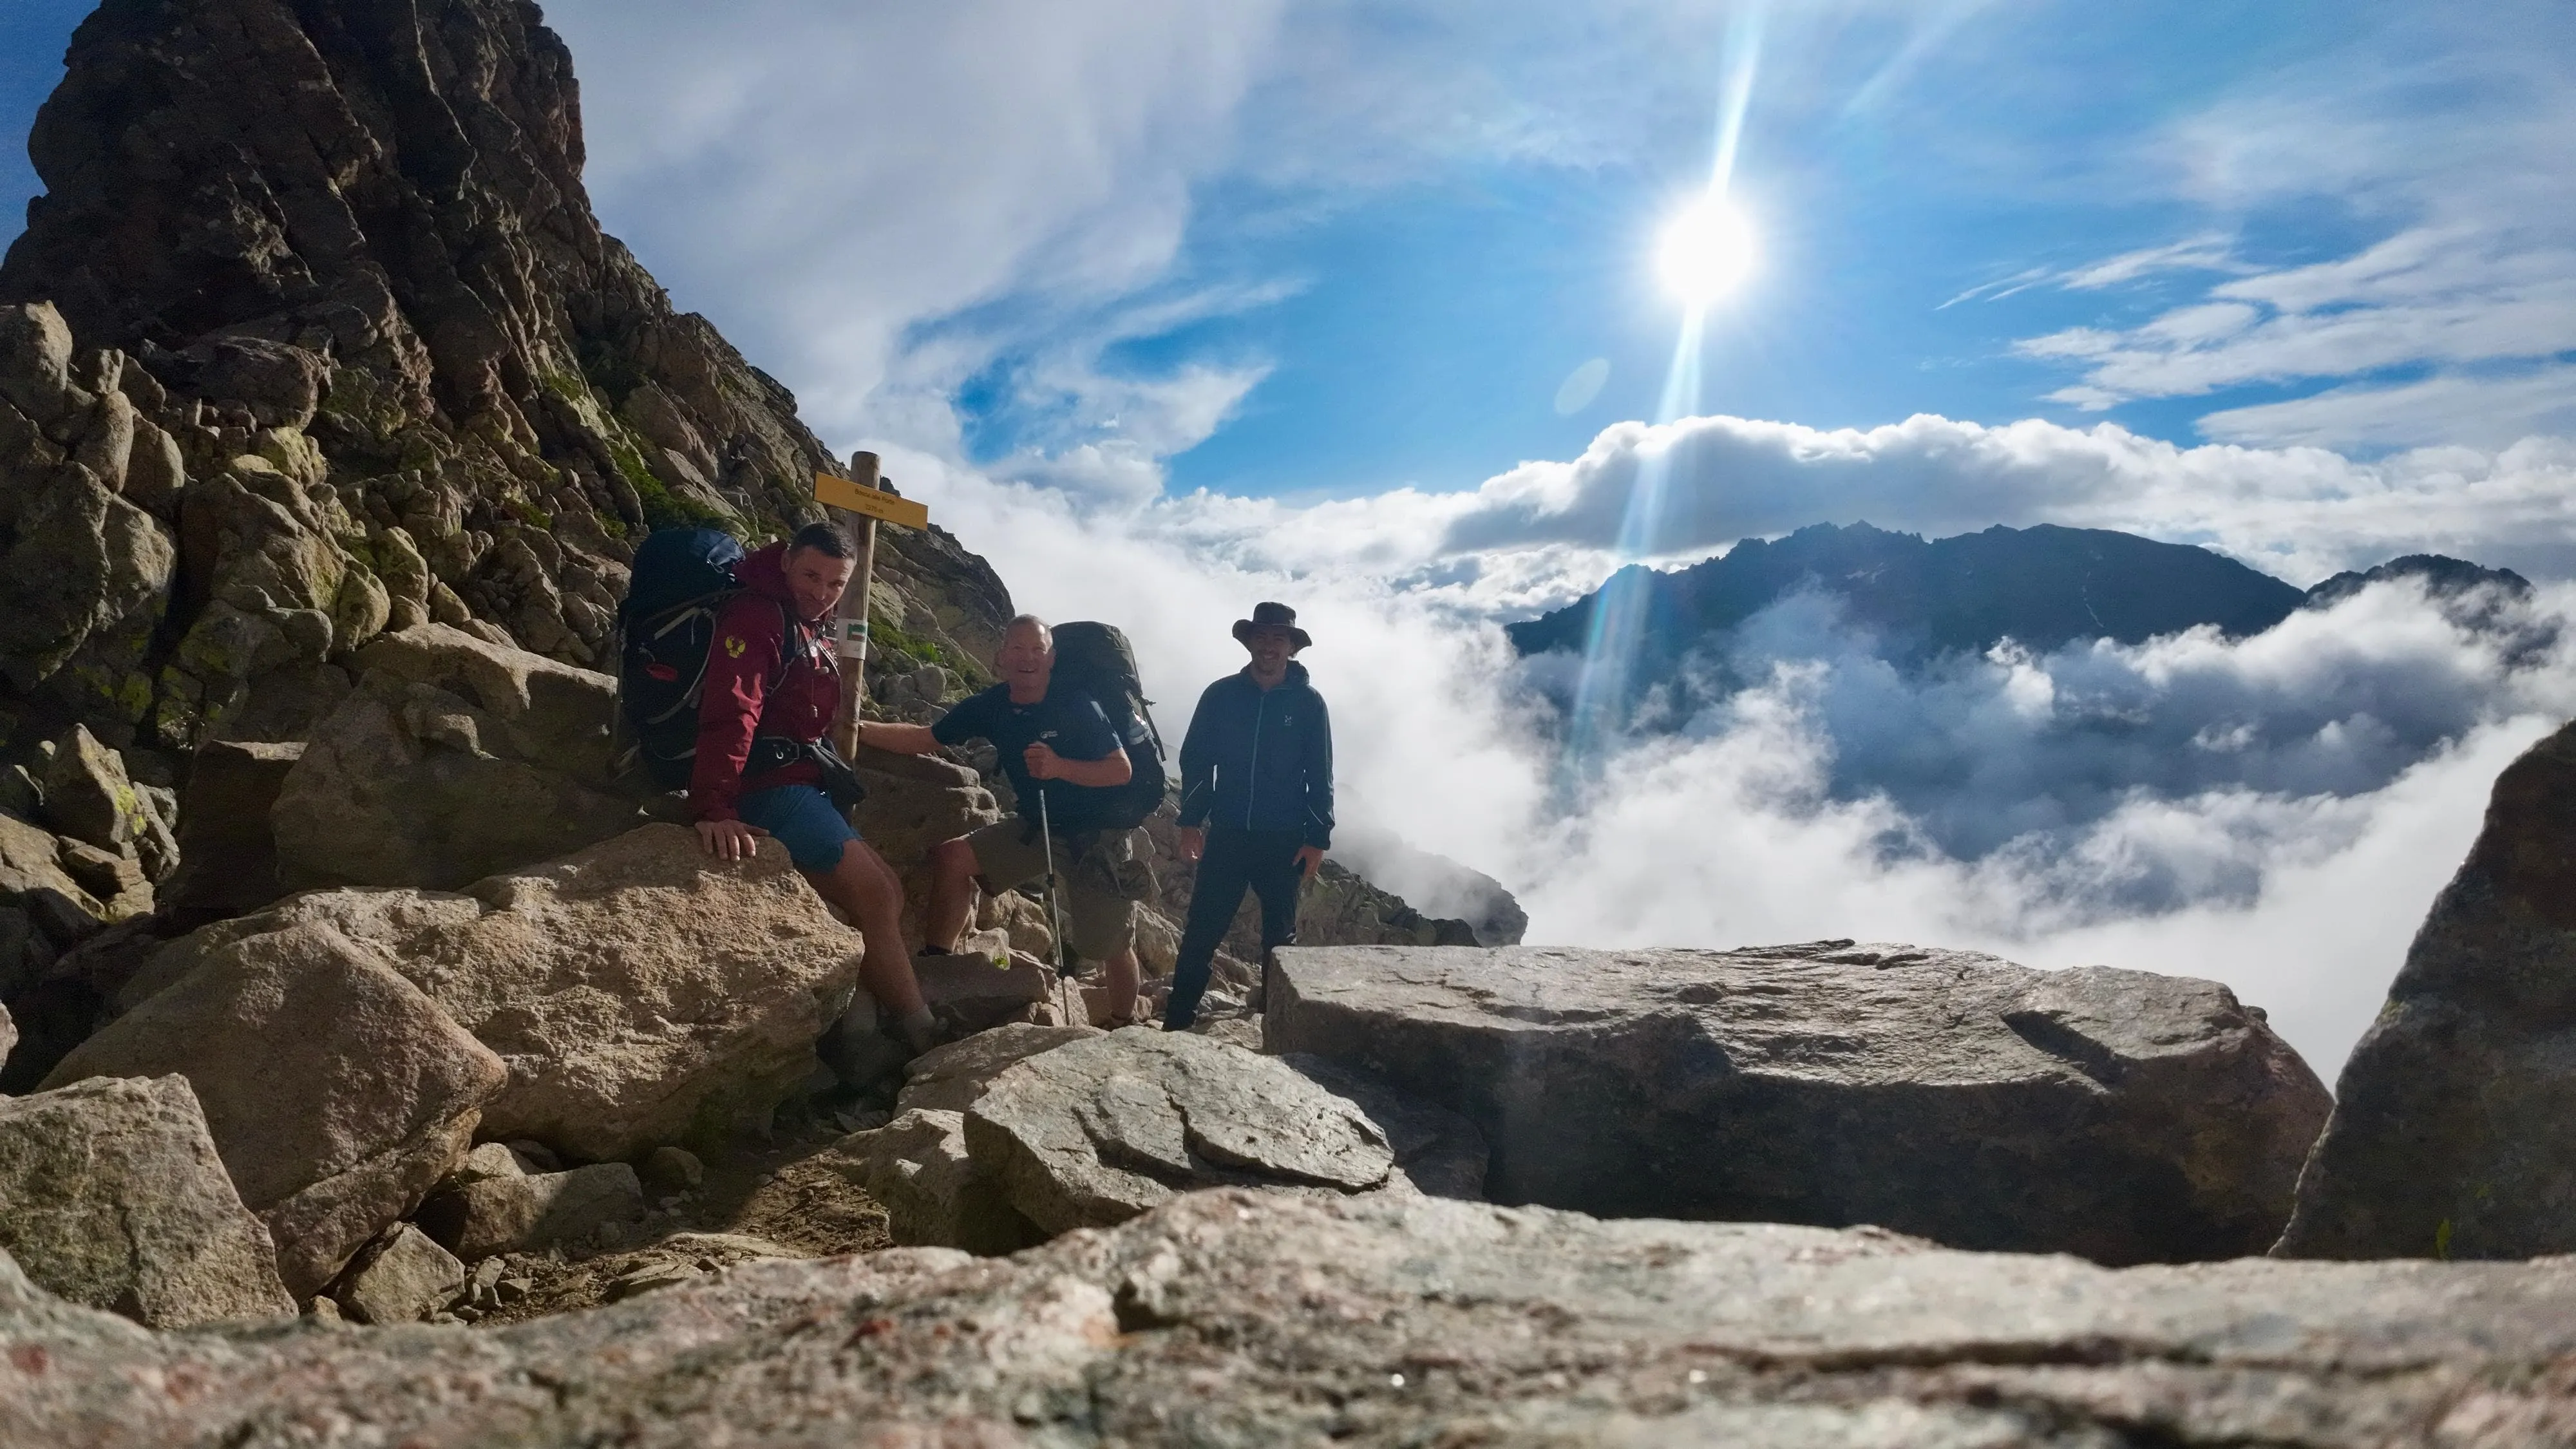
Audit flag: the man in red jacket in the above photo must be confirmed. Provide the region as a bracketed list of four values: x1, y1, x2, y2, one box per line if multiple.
[690, 523, 936, 1055]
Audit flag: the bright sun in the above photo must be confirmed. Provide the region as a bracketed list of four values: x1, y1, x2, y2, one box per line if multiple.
[1657, 196, 1758, 306]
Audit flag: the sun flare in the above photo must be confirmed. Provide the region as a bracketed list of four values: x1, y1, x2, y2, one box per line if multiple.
[1656, 197, 1758, 307]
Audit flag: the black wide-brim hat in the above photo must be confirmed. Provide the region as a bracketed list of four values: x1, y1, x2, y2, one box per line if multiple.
[1232, 600, 1312, 651]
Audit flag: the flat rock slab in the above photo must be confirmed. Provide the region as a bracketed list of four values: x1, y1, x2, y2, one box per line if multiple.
[8, 1189, 2576, 1445]
[965, 1029, 1396, 1236]
[0, 1074, 294, 1327]
[1268, 942, 2332, 1263]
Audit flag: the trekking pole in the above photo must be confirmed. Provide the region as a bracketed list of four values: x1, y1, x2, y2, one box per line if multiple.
[1037, 788, 1068, 976]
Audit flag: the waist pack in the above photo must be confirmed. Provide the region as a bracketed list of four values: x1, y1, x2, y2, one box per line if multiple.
[748, 736, 867, 814]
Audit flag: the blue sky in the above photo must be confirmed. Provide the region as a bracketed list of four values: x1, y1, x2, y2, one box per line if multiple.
[6, 1, 2569, 543]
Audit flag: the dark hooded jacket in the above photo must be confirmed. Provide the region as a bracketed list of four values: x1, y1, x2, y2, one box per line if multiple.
[1176, 661, 1334, 848]
[688, 540, 840, 822]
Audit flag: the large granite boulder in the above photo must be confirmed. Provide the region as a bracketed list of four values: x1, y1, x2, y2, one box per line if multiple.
[7, 1189, 2576, 1445]
[963, 1029, 1397, 1236]
[41, 922, 506, 1296]
[2277, 717, 2576, 1260]
[38, 725, 176, 881]
[126, 824, 867, 1160]
[1269, 942, 2331, 1264]
[0, 1074, 295, 1327]
[270, 626, 649, 891]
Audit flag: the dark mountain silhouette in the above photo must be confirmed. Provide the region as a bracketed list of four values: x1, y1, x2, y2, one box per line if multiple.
[1508, 523, 2307, 670]
[2302, 555, 2531, 611]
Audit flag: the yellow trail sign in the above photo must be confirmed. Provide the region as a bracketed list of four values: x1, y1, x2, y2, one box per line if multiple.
[814, 471, 929, 530]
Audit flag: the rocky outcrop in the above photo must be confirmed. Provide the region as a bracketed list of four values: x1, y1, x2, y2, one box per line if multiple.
[0, 0, 1010, 753]
[2277, 717, 2576, 1260]
[41, 921, 506, 1296]
[964, 1030, 1398, 1237]
[0, 1074, 296, 1328]
[269, 625, 648, 890]
[8, 1189, 2576, 1446]
[128, 825, 866, 1160]
[1269, 942, 2331, 1264]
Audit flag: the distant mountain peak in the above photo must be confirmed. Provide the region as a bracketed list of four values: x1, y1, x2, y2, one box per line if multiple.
[1508, 521, 2306, 667]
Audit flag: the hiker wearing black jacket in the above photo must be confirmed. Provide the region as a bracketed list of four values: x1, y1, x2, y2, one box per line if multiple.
[857, 614, 1153, 1025]
[1166, 601, 1334, 1031]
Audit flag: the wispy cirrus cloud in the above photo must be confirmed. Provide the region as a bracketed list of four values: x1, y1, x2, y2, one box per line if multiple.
[2000, 1, 2576, 448]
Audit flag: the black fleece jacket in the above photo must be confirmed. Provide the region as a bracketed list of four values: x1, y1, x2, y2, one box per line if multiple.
[1176, 661, 1334, 848]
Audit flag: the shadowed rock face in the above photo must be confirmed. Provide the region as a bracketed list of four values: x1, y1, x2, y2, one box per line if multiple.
[1267, 942, 2331, 1264]
[2277, 716, 2576, 1260]
[6, 1189, 2575, 1446]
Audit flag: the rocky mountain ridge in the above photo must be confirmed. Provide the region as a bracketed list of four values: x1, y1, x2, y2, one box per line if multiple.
[1508, 520, 2533, 699]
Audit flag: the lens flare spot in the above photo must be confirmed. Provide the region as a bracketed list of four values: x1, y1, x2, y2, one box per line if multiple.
[1657, 198, 1757, 307]
[1553, 357, 1611, 416]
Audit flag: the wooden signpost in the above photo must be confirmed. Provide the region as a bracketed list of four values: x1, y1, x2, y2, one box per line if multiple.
[818, 453, 929, 757]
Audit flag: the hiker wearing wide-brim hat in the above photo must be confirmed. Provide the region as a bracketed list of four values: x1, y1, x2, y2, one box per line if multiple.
[1231, 600, 1313, 652]
[1169, 601, 1334, 1032]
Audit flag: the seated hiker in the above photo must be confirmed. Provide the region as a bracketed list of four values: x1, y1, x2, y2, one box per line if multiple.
[1166, 601, 1332, 1032]
[858, 614, 1153, 1026]
[690, 522, 936, 1054]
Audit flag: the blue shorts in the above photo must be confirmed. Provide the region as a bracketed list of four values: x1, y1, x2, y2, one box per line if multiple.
[735, 784, 859, 872]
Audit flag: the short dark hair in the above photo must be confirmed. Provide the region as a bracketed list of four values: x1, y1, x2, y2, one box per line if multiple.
[788, 522, 854, 560]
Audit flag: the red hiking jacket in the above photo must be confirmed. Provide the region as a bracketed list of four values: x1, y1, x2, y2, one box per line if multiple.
[688, 541, 842, 822]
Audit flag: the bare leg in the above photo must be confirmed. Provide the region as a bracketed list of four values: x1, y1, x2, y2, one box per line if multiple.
[1103, 945, 1141, 1025]
[802, 840, 925, 1019]
[926, 837, 981, 951]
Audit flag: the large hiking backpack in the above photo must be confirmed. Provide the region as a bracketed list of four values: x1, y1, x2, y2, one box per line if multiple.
[616, 527, 770, 790]
[1049, 620, 1168, 831]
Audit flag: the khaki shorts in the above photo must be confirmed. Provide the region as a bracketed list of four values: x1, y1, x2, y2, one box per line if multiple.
[966, 819, 1144, 963]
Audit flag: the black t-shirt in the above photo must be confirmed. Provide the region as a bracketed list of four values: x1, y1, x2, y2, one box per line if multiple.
[933, 681, 1133, 829]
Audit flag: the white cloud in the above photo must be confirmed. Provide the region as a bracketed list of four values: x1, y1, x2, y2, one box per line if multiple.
[2200, 366, 2576, 453]
[2005, 2, 2576, 447]
[1378, 413, 2576, 591]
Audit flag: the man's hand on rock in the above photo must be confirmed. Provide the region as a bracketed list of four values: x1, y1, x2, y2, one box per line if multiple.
[1023, 741, 1065, 780]
[697, 818, 768, 861]
[1296, 845, 1325, 881]
[1177, 826, 1205, 862]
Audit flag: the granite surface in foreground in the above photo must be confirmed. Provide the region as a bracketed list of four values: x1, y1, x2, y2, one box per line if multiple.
[5, 1188, 2572, 1446]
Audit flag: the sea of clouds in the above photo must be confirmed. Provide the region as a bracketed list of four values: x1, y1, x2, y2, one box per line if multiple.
[874, 417, 2576, 1083]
